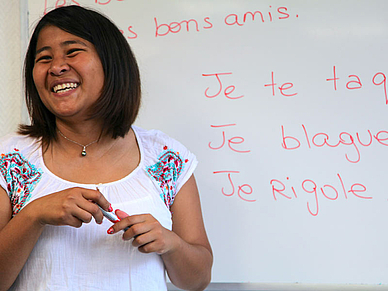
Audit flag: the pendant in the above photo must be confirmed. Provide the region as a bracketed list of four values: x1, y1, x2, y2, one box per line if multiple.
[81, 147, 87, 156]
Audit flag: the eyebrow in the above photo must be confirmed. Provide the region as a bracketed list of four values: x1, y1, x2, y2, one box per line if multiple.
[35, 40, 89, 55]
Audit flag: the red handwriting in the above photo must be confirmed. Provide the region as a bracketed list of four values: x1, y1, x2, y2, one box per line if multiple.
[154, 17, 212, 37]
[326, 65, 388, 104]
[270, 173, 370, 216]
[209, 124, 250, 153]
[213, 171, 255, 202]
[153, 6, 297, 37]
[281, 124, 388, 163]
[264, 71, 298, 97]
[202, 72, 244, 99]
[39, 3, 298, 38]
[224, 6, 296, 26]
[95, 0, 124, 4]
[43, 0, 80, 14]
[120, 26, 138, 39]
[203, 71, 252, 202]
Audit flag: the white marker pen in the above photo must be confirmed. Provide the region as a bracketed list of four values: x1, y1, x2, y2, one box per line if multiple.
[97, 185, 130, 231]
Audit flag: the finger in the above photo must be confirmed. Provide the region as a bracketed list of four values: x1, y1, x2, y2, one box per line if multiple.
[138, 243, 162, 254]
[55, 204, 86, 227]
[132, 230, 156, 248]
[137, 239, 168, 255]
[115, 209, 129, 219]
[122, 216, 159, 241]
[131, 221, 165, 248]
[122, 222, 147, 240]
[108, 214, 147, 236]
[80, 188, 113, 223]
[81, 188, 111, 212]
[57, 190, 94, 224]
[67, 188, 107, 224]
[138, 242, 156, 254]
[58, 201, 92, 227]
[137, 228, 174, 255]
[64, 216, 84, 228]
[76, 198, 104, 224]
[115, 210, 135, 232]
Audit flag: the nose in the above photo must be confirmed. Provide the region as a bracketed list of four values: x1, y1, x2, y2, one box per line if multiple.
[48, 57, 70, 76]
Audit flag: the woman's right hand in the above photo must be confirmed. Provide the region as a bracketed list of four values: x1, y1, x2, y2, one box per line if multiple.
[27, 187, 111, 228]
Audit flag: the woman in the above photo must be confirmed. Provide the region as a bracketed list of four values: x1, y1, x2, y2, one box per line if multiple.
[0, 5, 212, 291]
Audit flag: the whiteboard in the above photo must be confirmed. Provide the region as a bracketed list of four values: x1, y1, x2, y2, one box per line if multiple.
[26, 0, 388, 286]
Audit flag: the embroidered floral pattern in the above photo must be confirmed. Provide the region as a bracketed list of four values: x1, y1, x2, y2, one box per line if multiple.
[146, 146, 188, 210]
[0, 150, 42, 216]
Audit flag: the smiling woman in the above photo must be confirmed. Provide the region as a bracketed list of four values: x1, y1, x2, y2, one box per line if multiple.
[22, 5, 141, 144]
[32, 26, 105, 122]
[0, 5, 212, 291]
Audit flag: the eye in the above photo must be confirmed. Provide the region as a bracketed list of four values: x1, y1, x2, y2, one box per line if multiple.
[35, 55, 51, 63]
[67, 48, 85, 57]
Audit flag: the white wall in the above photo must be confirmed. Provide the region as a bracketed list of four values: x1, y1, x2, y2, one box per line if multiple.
[25, 0, 388, 286]
[0, 0, 23, 136]
[0, 0, 25, 136]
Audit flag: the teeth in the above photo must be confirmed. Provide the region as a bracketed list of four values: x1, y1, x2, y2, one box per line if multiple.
[53, 82, 78, 93]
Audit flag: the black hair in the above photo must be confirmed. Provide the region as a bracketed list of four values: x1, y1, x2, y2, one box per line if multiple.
[20, 5, 141, 146]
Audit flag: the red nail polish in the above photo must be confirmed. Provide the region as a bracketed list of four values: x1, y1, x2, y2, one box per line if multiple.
[107, 227, 114, 234]
[108, 204, 113, 212]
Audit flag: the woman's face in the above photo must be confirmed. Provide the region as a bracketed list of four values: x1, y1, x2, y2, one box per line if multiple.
[32, 25, 105, 121]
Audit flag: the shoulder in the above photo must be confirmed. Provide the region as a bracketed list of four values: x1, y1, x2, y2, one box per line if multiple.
[133, 125, 198, 179]
[133, 126, 198, 209]
[0, 133, 40, 160]
[133, 125, 194, 159]
[132, 125, 174, 144]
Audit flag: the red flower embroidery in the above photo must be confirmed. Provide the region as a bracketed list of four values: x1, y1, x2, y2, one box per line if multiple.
[0, 151, 42, 216]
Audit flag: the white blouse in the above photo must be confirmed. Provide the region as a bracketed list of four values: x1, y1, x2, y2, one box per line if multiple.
[0, 126, 197, 291]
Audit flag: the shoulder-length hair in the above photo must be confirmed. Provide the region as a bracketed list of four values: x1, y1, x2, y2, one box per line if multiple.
[19, 5, 141, 146]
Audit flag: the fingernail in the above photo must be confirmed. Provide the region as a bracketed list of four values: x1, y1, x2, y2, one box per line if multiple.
[115, 209, 129, 218]
[108, 204, 113, 212]
[107, 227, 114, 234]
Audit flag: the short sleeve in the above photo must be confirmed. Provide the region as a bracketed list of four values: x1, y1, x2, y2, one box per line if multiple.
[0, 134, 43, 216]
[168, 137, 198, 195]
[142, 128, 198, 211]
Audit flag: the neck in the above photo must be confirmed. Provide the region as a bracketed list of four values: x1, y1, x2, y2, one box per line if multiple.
[57, 130, 99, 157]
[55, 119, 104, 145]
[54, 119, 112, 158]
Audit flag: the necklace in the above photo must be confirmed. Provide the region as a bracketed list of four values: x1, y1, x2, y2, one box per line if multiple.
[57, 130, 99, 157]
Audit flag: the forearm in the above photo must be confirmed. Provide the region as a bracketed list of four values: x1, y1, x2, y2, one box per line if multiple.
[0, 205, 45, 291]
[162, 232, 213, 291]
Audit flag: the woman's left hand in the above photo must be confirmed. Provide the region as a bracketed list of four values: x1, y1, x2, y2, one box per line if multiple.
[107, 210, 178, 255]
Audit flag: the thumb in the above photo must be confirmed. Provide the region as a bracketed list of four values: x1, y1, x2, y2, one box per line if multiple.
[115, 209, 129, 219]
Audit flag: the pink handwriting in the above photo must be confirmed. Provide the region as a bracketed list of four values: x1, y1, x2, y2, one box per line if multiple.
[224, 6, 296, 26]
[202, 72, 244, 99]
[326, 65, 388, 104]
[120, 26, 138, 39]
[154, 17, 212, 37]
[154, 6, 297, 37]
[95, 0, 124, 5]
[270, 173, 370, 216]
[40, 3, 298, 37]
[213, 171, 256, 202]
[281, 124, 388, 163]
[264, 71, 298, 97]
[43, 0, 80, 14]
[209, 124, 250, 153]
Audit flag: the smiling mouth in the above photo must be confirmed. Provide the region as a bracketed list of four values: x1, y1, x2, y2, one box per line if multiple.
[52, 82, 79, 93]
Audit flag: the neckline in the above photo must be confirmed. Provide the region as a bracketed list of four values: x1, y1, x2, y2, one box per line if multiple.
[39, 126, 144, 187]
